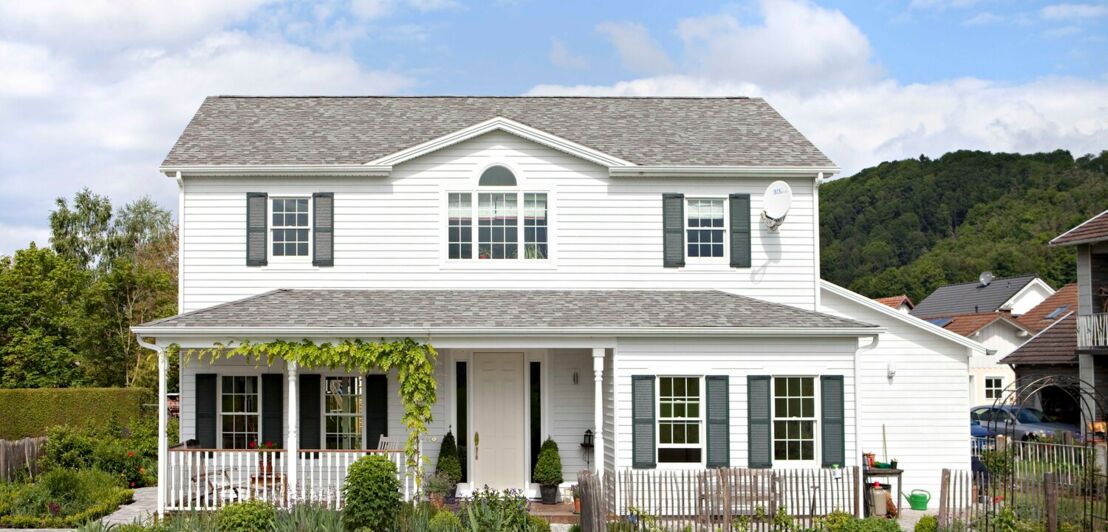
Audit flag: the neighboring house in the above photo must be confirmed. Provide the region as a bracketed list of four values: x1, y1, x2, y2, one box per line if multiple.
[912, 275, 1050, 406]
[133, 96, 976, 514]
[1017, 283, 1079, 334]
[1048, 209, 1108, 429]
[1000, 284, 1081, 421]
[874, 294, 914, 314]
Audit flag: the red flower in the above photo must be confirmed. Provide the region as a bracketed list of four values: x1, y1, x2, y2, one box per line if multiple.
[130, 481, 136, 488]
[248, 441, 258, 449]
[127, 451, 134, 458]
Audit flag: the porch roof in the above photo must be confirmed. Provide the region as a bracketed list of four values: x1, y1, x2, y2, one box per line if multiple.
[134, 289, 877, 337]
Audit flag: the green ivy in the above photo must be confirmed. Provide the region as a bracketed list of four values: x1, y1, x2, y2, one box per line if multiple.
[171, 337, 437, 467]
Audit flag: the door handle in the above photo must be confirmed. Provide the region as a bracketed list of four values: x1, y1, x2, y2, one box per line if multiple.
[474, 432, 479, 461]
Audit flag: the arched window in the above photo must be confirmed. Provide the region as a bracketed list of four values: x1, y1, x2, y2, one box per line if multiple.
[478, 165, 517, 187]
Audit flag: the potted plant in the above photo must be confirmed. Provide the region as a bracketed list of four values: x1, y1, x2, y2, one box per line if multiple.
[248, 440, 277, 475]
[435, 430, 463, 499]
[424, 471, 453, 509]
[571, 483, 581, 514]
[532, 437, 563, 505]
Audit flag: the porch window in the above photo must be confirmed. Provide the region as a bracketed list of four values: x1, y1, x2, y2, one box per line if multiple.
[325, 377, 363, 450]
[985, 377, 1003, 400]
[221, 376, 259, 449]
[686, 198, 726, 259]
[658, 376, 702, 463]
[772, 377, 816, 462]
[271, 197, 310, 257]
[446, 166, 548, 261]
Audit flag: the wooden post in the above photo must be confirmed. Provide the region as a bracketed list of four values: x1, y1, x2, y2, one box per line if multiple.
[1044, 472, 1057, 532]
[938, 468, 950, 527]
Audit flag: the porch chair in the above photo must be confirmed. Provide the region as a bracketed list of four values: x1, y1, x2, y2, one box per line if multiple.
[375, 436, 404, 452]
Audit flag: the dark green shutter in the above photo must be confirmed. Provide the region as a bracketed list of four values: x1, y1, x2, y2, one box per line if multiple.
[312, 193, 334, 267]
[632, 376, 656, 469]
[662, 194, 685, 268]
[705, 376, 730, 468]
[195, 374, 217, 449]
[747, 375, 771, 468]
[821, 375, 846, 468]
[246, 193, 267, 266]
[364, 374, 388, 449]
[729, 193, 751, 268]
[299, 374, 321, 450]
[261, 374, 283, 448]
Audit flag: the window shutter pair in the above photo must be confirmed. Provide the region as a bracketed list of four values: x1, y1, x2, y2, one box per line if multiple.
[661, 193, 751, 268]
[245, 192, 334, 267]
[630, 375, 730, 469]
[746, 375, 845, 468]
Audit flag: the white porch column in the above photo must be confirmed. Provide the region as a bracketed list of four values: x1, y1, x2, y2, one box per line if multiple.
[286, 361, 299, 502]
[156, 346, 168, 518]
[592, 347, 605, 478]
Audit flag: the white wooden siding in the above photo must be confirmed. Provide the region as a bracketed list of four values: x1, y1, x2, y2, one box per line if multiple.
[820, 288, 971, 497]
[549, 349, 595, 481]
[611, 337, 858, 470]
[180, 131, 818, 313]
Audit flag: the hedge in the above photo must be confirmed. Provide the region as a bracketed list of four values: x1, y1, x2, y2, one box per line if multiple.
[0, 388, 149, 439]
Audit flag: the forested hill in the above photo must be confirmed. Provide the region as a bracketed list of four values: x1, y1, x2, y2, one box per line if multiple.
[819, 150, 1108, 302]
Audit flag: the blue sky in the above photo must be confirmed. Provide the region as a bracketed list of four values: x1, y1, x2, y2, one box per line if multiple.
[1, 0, 1106, 254]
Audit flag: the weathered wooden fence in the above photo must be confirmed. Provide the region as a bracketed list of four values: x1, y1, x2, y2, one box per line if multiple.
[0, 437, 47, 482]
[579, 467, 859, 531]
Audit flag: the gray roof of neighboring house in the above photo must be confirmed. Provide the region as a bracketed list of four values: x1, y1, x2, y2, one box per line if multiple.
[910, 274, 1041, 318]
[1000, 312, 1077, 366]
[162, 96, 835, 168]
[135, 289, 874, 332]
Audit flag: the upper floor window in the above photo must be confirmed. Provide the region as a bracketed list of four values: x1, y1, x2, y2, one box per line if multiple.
[271, 197, 310, 257]
[448, 166, 548, 260]
[686, 198, 726, 260]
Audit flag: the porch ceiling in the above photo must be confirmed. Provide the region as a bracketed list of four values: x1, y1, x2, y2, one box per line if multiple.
[134, 289, 877, 337]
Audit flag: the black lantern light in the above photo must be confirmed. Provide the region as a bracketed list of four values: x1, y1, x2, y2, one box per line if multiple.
[580, 429, 594, 470]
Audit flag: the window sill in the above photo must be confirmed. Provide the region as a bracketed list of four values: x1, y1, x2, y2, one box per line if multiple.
[440, 260, 558, 271]
[681, 261, 731, 270]
[262, 262, 319, 272]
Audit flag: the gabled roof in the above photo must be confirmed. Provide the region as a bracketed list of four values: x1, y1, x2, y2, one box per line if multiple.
[161, 96, 836, 171]
[1000, 312, 1077, 366]
[911, 274, 1042, 318]
[1050, 209, 1108, 247]
[874, 295, 914, 310]
[1017, 283, 1078, 333]
[134, 289, 876, 336]
[932, 312, 1031, 337]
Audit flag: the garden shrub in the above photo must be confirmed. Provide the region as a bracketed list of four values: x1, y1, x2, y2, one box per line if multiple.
[427, 509, 463, 532]
[342, 454, 401, 532]
[273, 503, 343, 532]
[39, 413, 168, 488]
[0, 388, 148, 439]
[461, 487, 530, 531]
[915, 515, 938, 532]
[532, 438, 563, 487]
[0, 469, 132, 528]
[528, 514, 552, 532]
[216, 500, 276, 532]
[435, 430, 462, 486]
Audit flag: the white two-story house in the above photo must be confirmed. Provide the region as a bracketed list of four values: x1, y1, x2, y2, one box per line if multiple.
[135, 96, 984, 516]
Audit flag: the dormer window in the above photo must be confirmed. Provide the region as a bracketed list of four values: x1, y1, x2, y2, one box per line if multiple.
[448, 166, 548, 261]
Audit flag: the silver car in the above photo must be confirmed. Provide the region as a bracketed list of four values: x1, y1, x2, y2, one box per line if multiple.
[970, 405, 1079, 441]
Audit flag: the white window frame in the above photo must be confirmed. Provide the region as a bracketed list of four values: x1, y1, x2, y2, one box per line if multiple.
[443, 189, 553, 264]
[656, 375, 706, 468]
[218, 375, 261, 450]
[684, 197, 728, 264]
[984, 376, 1004, 400]
[770, 376, 820, 467]
[323, 376, 364, 450]
[268, 195, 312, 263]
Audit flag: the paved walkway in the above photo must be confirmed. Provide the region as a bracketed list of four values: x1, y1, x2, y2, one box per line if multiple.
[100, 487, 158, 527]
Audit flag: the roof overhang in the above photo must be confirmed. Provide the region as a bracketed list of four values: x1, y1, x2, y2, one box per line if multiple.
[1049, 208, 1108, 246]
[609, 166, 839, 178]
[132, 325, 882, 339]
[161, 164, 392, 178]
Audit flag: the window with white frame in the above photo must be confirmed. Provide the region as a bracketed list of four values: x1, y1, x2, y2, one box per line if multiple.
[447, 165, 548, 260]
[773, 377, 817, 462]
[271, 197, 310, 257]
[325, 377, 363, 450]
[221, 376, 260, 449]
[985, 377, 1003, 399]
[686, 198, 726, 259]
[658, 376, 702, 463]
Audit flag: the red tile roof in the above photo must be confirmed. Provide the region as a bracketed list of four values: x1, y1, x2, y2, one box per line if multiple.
[1051, 209, 1108, 246]
[931, 312, 1030, 337]
[874, 295, 914, 310]
[1017, 283, 1078, 333]
[1000, 312, 1077, 365]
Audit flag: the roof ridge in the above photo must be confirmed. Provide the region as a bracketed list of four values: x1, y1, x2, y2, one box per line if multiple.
[935, 274, 1038, 288]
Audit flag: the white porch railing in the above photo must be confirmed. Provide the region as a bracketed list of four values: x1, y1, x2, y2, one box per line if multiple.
[296, 449, 414, 507]
[166, 448, 414, 511]
[1077, 312, 1108, 349]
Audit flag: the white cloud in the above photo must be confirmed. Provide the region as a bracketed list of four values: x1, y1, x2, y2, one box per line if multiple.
[1041, 3, 1108, 20]
[963, 11, 1003, 25]
[596, 22, 674, 75]
[549, 38, 589, 69]
[0, 224, 51, 258]
[909, 0, 987, 9]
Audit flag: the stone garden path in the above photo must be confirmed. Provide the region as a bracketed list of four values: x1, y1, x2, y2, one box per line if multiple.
[100, 487, 158, 527]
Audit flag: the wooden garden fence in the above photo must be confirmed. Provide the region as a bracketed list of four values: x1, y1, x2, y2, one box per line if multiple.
[578, 467, 860, 531]
[0, 437, 47, 482]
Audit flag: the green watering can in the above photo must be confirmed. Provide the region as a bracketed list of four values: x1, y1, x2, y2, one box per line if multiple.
[903, 489, 930, 511]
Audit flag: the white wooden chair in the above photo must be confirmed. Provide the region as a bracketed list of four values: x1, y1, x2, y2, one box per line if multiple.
[375, 436, 404, 452]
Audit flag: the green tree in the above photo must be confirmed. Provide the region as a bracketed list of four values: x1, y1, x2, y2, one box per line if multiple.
[49, 189, 113, 271]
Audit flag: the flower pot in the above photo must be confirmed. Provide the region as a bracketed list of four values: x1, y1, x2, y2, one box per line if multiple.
[573, 497, 581, 514]
[540, 484, 559, 505]
[429, 493, 445, 509]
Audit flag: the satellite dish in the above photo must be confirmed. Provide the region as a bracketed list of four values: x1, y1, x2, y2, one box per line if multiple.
[979, 271, 994, 287]
[761, 180, 792, 231]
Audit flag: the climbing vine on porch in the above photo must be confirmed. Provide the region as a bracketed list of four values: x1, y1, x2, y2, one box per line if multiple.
[168, 338, 437, 467]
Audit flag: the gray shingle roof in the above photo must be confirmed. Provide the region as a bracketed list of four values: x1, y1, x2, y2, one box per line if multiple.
[1000, 312, 1077, 365]
[911, 275, 1041, 318]
[136, 289, 874, 331]
[162, 96, 835, 168]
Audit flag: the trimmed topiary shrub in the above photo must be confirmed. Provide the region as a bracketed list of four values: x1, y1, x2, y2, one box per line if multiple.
[343, 454, 401, 532]
[0, 388, 147, 439]
[532, 438, 563, 487]
[217, 499, 276, 532]
[435, 429, 462, 486]
[428, 509, 463, 532]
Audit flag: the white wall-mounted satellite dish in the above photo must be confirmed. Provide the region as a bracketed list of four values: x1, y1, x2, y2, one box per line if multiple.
[979, 271, 994, 287]
[761, 180, 792, 231]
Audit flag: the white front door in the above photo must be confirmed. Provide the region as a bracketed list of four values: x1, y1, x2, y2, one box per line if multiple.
[472, 352, 525, 490]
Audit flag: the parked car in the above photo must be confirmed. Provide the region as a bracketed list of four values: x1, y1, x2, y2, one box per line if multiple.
[970, 405, 1079, 441]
